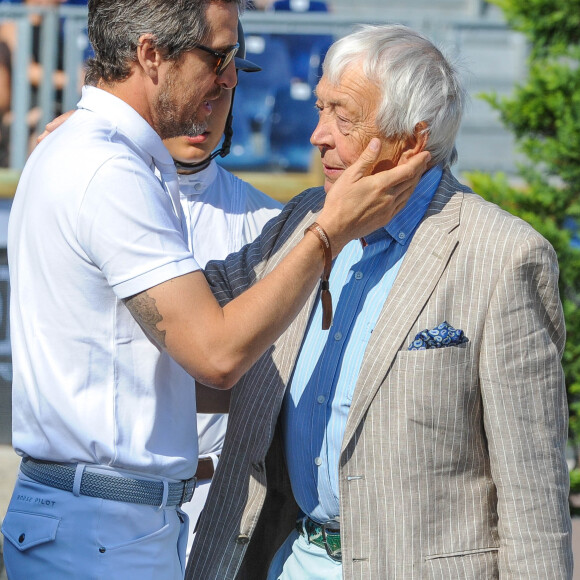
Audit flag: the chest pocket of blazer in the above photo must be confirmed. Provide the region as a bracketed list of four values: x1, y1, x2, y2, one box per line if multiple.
[397, 340, 471, 369]
[386, 342, 476, 435]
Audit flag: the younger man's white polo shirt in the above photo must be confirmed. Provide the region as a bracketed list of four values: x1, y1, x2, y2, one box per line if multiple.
[8, 86, 200, 480]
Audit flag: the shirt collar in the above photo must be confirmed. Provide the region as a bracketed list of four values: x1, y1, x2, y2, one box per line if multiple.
[177, 160, 218, 196]
[384, 164, 443, 246]
[77, 86, 175, 174]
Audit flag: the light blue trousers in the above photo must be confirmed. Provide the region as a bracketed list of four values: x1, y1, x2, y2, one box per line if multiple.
[2, 472, 189, 580]
[267, 528, 343, 580]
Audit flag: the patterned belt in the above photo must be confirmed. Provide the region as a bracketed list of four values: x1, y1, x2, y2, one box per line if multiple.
[20, 457, 196, 507]
[296, 516, 342, 561]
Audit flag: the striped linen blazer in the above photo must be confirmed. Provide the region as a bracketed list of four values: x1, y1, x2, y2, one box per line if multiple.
[186, 169, 573, 580]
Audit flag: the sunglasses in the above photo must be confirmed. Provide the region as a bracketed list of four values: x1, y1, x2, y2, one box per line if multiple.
[194, 42, 240, 76]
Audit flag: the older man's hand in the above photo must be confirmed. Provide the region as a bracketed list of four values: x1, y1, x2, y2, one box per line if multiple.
[317, 138, 430, 257]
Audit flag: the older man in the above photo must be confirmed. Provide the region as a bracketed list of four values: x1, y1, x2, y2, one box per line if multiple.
[1, 1, 429, 577]
[187, 24, 573, 579]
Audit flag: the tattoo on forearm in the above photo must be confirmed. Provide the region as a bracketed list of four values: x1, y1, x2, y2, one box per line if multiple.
[124, 291, 166, 348]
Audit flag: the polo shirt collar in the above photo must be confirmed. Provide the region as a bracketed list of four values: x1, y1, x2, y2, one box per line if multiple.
[77, 85, 175, 174]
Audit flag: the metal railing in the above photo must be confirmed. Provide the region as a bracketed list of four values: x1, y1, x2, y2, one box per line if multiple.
[0, 4, 89, 169]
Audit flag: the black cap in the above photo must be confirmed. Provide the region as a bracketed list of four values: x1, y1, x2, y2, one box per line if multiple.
[234, 21, 261, 73]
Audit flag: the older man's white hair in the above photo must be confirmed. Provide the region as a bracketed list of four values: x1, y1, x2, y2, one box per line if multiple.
[322, 24, 466, 168]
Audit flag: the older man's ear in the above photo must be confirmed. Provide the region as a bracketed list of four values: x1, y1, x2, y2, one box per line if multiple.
[398, 122, 430, 167]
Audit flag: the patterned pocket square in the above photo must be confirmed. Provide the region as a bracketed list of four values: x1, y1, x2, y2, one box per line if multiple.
[408, 321, 468, 350]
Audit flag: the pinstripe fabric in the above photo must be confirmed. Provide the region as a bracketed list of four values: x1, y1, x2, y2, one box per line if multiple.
[186, 169, 573, 580]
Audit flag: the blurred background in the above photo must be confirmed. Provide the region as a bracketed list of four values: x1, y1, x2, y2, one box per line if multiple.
[0, 0, 579, 576]
[0, 0, 529, 176]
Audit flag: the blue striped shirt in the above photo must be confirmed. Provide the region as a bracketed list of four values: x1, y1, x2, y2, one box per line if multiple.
[282, 166, 443, 522]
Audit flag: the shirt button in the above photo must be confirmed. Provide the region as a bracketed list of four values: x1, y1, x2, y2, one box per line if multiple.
[314, 457, 323, 466]
[334, 332, 342, 341]
[236, 534, 250, 544]
[398, 232, 406, 240]
[354, 271, 363, 280]
[194, 182, 202, 191]
[317, 395, 326, 404]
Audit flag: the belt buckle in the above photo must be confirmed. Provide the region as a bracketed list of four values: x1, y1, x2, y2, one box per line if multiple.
[321, 522, 341, 562]
[180, 476, 197, 505]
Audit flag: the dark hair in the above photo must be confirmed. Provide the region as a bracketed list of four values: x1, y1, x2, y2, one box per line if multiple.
[85, 0, 245, 85]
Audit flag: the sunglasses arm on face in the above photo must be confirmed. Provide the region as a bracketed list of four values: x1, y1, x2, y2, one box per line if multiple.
[194, 42, 239, 76]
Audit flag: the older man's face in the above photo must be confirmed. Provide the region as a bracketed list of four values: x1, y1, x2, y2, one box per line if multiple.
[311, 66, 406, 193]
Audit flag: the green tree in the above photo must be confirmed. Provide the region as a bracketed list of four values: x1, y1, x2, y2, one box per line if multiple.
[465, 0, 580, 478]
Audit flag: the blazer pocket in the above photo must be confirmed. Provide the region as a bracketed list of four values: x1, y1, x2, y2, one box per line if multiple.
[397, 341, 471, 370]
[386, 342, 475, 432]
[424, 547, 499, 580]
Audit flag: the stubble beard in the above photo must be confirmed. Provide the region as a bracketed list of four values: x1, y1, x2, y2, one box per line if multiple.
[154, 66, 207, 140]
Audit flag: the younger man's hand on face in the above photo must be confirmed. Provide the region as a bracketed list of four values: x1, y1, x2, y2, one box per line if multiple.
[317, 138, 431, 255]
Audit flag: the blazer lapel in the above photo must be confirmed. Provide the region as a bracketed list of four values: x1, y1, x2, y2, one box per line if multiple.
[272, 288, 318, 384]
[265, 207, 324, 385]
[342, 170, 467, 450]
